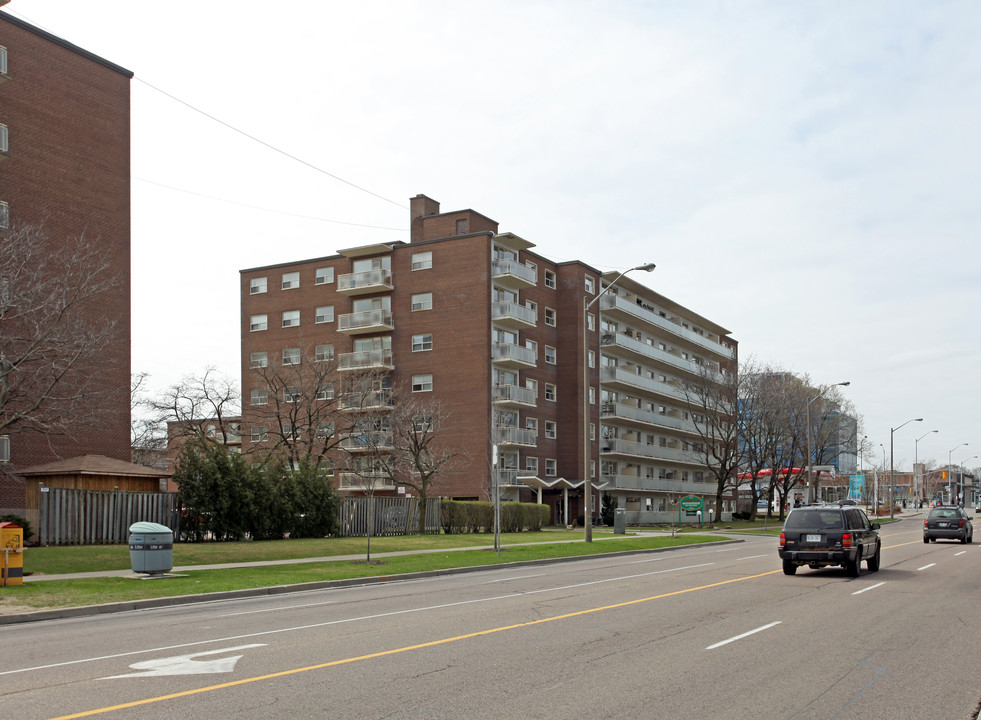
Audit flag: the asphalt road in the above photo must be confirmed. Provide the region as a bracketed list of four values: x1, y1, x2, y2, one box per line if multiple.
[1, 522, 979, 720]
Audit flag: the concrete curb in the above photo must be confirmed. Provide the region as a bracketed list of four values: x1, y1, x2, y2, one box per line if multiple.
[0, 538, 744, 625]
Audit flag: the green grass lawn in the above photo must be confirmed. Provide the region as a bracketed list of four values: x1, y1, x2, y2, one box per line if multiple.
[1, 530, 733, 613]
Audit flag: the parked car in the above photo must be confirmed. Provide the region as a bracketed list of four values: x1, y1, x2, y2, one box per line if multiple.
[778, 504, 881, 577]
[923, 506, 973, 544]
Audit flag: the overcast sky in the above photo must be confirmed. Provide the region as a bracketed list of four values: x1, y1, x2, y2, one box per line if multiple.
[9, 0, 980, 473]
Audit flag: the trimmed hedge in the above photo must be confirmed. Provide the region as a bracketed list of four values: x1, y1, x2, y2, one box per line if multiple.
[440, 500, 550, 534]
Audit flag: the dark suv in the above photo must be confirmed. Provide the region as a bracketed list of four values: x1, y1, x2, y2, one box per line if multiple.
[923, 506, 973, 544]
[779, 504, 881, 577]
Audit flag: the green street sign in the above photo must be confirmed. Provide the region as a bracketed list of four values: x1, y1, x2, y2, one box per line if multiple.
[679, 495, 703, 512]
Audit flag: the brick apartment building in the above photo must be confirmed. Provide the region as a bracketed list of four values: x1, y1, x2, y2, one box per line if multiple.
[0, 7, 133, 512]
[240, 194, 737, 524]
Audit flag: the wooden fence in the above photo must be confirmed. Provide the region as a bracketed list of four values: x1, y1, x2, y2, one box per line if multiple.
[35, 490, 439, 544]
[339, 497, 441, 537]
[38, 488, 181, 545]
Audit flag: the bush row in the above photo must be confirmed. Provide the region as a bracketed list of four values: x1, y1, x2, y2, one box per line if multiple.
[440, 500, 550, 534]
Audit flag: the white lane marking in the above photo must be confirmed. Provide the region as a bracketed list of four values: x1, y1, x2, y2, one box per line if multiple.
[852, 582, 885, 595]
[104, 644, 266, 679]
[706, 622, 781, 650]
[737, 555, 768, 561]
[917, 563, 936, 571]
[217, 600, 336, 617]
[954, 551, 966, 556]
[485, 573, 547, 583]
[1, 563, 714, 677]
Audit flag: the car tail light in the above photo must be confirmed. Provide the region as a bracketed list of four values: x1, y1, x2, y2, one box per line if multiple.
[924, 520, 929, 528]
[779, 532, 786, 547]
[958, 519, 965, 527]
[842, 533, 853, 548]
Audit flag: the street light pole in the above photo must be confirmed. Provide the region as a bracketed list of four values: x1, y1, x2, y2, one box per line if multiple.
[805, 381, 849, 504]
[582, 262, 655, 542]
[914, 429, 938, 507]
[948, 443, 968, 505]
[889, 418, 922, 519]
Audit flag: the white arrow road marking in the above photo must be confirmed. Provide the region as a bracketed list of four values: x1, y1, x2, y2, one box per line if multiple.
[104, 644, 266, 679]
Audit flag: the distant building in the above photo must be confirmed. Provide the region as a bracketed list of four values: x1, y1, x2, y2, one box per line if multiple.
[0, 9, 133, 513]
[239, 194, 737, 523]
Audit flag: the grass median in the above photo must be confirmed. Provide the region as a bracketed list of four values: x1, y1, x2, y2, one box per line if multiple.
[1, 530, 731, 613]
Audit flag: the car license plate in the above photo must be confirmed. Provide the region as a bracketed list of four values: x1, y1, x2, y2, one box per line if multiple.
[806, 534, 822, 542]
[939, 522, 949, 527]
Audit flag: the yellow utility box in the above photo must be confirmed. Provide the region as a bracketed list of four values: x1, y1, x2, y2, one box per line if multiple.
[1, 522, 24, 586]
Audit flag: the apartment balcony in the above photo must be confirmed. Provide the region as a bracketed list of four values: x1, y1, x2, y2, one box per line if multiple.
[337, 268, 393, 295]
[492, 342, 536, 368]
[600, 403, 708, 437]
[599, 438, 702, 465]
[491, 301, 536, 330]
[492, 259, 537, 289]
[338, 390, 394, 412]
[600, 294, 735, 360]
[339, 432, 393, 452]
[337, 349, 394, 372]
[338, 309, 394, 334]
[602, 474, 717, 495]
[493, 426, 537, 447]
[493, 384, 537, 407]
[338, 473, 395, 491]
[497, 469, 540, 487]
[600, 332, 722, 379]
[600, 366, 688, 402]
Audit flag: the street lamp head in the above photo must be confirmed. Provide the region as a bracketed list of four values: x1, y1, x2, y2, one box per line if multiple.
[838, 381, 851, 387]
[634, 263, 657, 273]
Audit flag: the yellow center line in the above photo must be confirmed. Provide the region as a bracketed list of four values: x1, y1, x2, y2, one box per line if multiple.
[48, 568, 781, 719]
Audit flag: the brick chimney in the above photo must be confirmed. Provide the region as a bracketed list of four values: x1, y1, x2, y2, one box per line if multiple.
[410, 194, 440, 242]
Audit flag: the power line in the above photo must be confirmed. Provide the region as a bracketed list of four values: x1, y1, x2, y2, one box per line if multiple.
[135, 177, 406, 231]
[136, 78, 409, 211]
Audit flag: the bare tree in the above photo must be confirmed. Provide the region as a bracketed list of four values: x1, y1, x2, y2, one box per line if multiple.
[681, 356, 743, 521]
[150, 368, 241, 452]
[0, 223, 121, 444]
[247, 351, 353, 469]
[130, 372, 168, 468]
[390, 396, 462, 534]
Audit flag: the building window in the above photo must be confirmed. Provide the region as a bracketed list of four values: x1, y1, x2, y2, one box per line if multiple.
[411, 251, 432, 270]
[589, 387, 595, 405]
[0, 46, 7, 76]
[315, 344, 334, 362]
[316, 384, 334, 401]
[284, 386, 300, 403]
[455, 218, 468, 234]
[316, 423, 334, 439]
[545, 383, 557, 402]
[0, 124, 7, 155]
[251, 426, 268, 443]
[545, 421, 557, 440]
[544, 308, 556, 327]
[0, 435, 9, 462]
[525, 300, 537, 315]
[283, 348, 301, 365]
[250, 314, 268, 332]
[545, 345, 556, 364]
[411, 292, 433, 311]
[250, 351, 268, 368]
[544, 270, 556, 289]
[412, 374, 433, 392]
[250, 389, 268, 406]
[526, 378, 538, 396]
[315, 306, 334, 324]
[587, 313, 595, 331]
[585, 276, 595, 294]
[249, 277, 267, 294]
[545, 459, 557, 477]
[282, 310, 300, 328]
[0, 201, 8, 230]
[526, 457, 538, 475]
[590, 423, 595, 441]
[315, 267, 334, 285]
[525, 417, 538, 434]
[412, 333, 433, 352]
[282, 271, 300, 290]
[588, 350, 595, 368]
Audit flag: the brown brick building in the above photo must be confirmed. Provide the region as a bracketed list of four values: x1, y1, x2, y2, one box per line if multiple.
[241, 195, 737, 524]
[0, 8, 133, 511]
